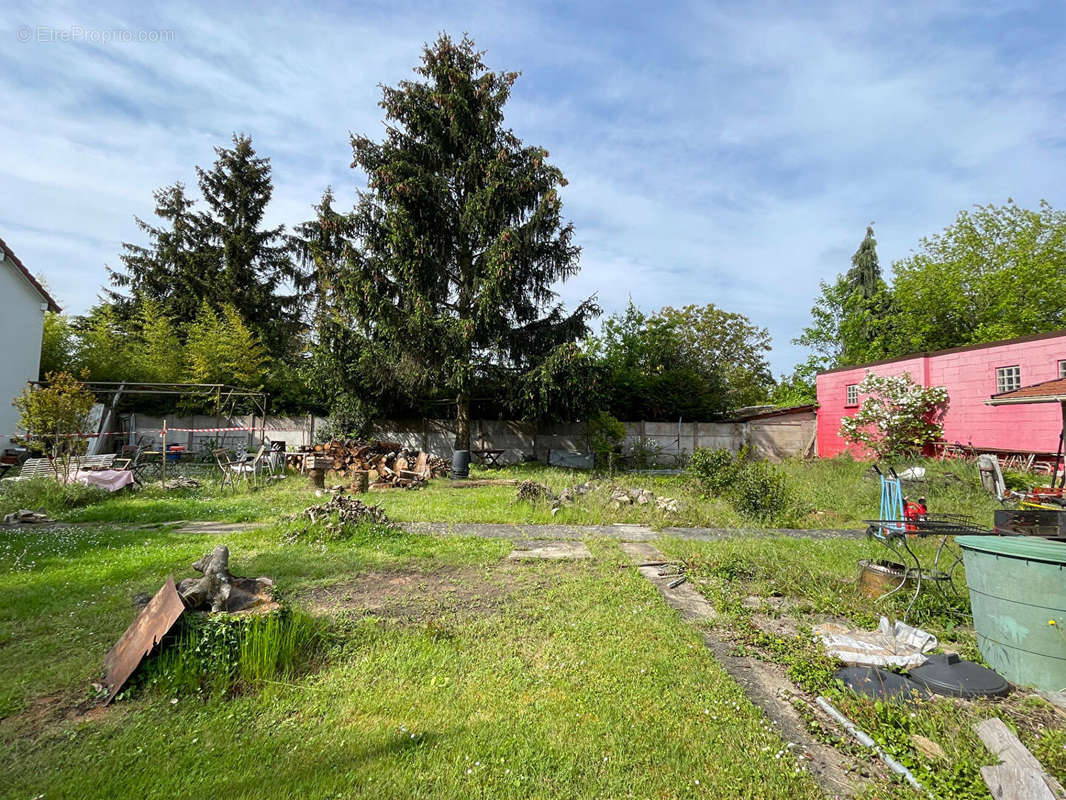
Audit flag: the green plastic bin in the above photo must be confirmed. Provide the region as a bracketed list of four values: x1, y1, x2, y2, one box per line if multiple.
[957, 535, 1066, 692]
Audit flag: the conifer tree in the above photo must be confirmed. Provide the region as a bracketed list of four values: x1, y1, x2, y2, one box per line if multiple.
[108, 135, 299, 359]
[339, 34, 598, 447]
[195, 134, 299, 354]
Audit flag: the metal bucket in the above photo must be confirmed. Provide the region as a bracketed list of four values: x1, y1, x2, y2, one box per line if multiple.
[857, 559, 910, 598]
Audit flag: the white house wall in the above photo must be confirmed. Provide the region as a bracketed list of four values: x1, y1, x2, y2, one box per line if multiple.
[0, 262, 47, 451]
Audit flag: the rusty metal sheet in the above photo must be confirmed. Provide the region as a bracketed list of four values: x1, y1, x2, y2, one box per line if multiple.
[102, 576, 185, 703]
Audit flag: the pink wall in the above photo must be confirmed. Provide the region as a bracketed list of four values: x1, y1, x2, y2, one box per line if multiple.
[816, 335, 1066, 459]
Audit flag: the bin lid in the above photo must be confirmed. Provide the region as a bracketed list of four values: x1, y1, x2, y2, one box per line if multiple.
[956, 535, 1066, 564]
[907, 653, 1010, 698]
[835, 666, 928, 702]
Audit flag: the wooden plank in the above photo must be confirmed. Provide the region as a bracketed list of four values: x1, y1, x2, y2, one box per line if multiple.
[980, 764, 1056, 800]
[975, 718, 1064, 798]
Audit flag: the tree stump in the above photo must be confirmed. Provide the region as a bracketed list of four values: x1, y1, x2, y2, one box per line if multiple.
[175, 545, 278, 614]
[178, 545, 233, 613]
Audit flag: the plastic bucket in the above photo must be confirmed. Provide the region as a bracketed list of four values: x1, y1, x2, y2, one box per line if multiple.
[451, 450, 470, 479]
[956, 536, 1066, 692]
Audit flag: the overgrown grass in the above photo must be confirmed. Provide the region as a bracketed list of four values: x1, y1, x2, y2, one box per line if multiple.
[0, 477, 109, 518]
[658, 533, 1066, 799]
[1, 456, 1008, 532]
[134, 609, 327, 699]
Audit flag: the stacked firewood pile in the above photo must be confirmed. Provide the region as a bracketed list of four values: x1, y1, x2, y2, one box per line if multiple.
[287, 440, 450, 489]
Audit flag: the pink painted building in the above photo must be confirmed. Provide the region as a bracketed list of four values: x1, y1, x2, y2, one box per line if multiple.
[816, 330, 1066, 459]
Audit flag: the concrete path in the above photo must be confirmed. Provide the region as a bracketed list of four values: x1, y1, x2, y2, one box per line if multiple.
[401, 521, 863, 542]
[508, 541, 594, 560]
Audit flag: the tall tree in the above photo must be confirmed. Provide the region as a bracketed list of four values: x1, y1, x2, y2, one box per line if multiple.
[890, 199, 1066, 352]
[340, 34, 598, 447]
[588, 302, 728, 421]
[108, 135, 300, 358]
[196, 134, 301, 355]
[107, 183, 209, 323]
[656, 304, 773, 408]
[844, 224, 882, 299]
[795, 224, 893, 368]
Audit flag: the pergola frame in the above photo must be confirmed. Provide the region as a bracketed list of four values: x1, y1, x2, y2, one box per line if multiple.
[28, 380, 269, 453]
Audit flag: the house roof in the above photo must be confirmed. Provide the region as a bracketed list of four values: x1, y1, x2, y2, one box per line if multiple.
[0, 237, 60, 312]
[818, 328, 1066, 376]
[985, 376, 1066, 406]
[728, 404, 817, 422]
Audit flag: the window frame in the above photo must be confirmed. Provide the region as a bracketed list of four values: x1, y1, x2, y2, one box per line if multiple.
[1058, 359, 1066, 380]
[845, 383, 859, 407]
[996, 365, 1021, 394]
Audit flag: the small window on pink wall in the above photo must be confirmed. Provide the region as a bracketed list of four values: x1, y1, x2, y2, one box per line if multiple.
[996, 365, 1020, 394]
[1059, 360, 1066, 379]
[845, 384, 858, 407]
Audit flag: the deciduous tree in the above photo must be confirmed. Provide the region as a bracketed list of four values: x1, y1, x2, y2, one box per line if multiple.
[839, 372, 949, 459]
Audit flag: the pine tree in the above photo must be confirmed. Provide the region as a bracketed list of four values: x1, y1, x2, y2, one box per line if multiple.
[340, 34, 598, 447]
[108, 183, 211, 324]
[845, 225, 882, 299]
[195, 134, 300, 355]
[108, 135, 300, 360]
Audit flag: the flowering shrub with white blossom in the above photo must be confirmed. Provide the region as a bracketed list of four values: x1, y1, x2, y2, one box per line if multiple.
[839, 372, 949, 459]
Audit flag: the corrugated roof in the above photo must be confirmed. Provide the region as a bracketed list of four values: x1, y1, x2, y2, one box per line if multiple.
[729, 404, 817, 422]
[985, 376, 1066, 405]
[0, 237, 61, 313]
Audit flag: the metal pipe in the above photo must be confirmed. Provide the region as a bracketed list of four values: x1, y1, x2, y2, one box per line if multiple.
[815, 696, 927, 794]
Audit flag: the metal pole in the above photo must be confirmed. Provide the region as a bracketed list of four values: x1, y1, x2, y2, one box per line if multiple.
[161, 420, 167, 486]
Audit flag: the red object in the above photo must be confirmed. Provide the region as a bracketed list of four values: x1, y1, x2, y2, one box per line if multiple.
[816, 330, 1066, 458]
[903, 499, 927, 532]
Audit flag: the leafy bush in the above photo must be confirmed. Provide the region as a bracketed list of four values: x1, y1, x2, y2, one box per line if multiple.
[587, 411, 625, 470]
[728, 460, 797, 524]
[686, 447, 741, 496]
[626, 436, 664, 469]
[315, 392, 373, 443]
[0, 477, 107, 517]
[840, 372, 949, 459]
[13, 370, 95, 479]
[687, 447, 799, 524]
[134, 608, 325, 699]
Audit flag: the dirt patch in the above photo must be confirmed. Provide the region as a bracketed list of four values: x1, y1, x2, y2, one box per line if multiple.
[299, 562, 574, 620]
[751, 612, 801, 638]
[1, 690, 113, 738]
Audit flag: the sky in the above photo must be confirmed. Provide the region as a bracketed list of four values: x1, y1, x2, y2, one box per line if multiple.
[2, 0, 1065, 375]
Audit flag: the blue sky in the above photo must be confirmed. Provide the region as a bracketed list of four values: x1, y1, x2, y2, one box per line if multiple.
[3, 0, 1065, 375]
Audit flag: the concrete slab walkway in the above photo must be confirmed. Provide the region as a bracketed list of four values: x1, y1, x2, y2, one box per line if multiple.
[401, 521, 863, 542]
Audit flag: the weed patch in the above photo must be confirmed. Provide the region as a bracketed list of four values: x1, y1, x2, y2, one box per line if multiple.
[687, 448, 804, 525]
[132, 608, 327, 700]
[0, 477, 107, 517]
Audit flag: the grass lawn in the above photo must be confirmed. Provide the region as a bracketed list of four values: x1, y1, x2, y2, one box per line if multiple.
[0, 457, 1049, 799]
[1, 523, 825, 799]
[2, 456, 1006, 531]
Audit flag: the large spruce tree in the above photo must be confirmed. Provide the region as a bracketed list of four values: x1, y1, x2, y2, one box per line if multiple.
[340, 34, 598, 447]
[107, 182, 209, 323]
[108, 134, 299, 358]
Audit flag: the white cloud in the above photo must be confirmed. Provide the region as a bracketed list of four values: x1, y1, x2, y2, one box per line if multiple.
[1, 0, 1064, 375]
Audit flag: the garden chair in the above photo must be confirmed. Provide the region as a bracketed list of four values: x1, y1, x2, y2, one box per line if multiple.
[246, 444, 270, 487]
[213, 448, 253, 491]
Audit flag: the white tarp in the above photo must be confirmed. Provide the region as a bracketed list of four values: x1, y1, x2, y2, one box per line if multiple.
[814, 616, 938, 669]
